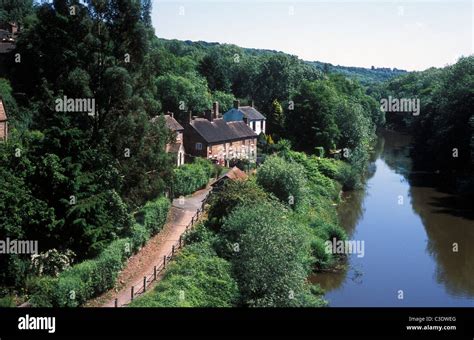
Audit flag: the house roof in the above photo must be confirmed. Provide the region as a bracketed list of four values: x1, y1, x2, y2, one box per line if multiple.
[151, 114, 184, 132]
[0, 99, 7, 122]
[212, 166, 248, 186]
[190, 118, 257, 144]
[164, 114, 184, 131]
[224, 106, 266, 122]
[238, 106, 266, 121]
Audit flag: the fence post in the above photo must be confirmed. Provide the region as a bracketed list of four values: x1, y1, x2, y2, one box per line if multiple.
[114, 298, 118, 308]
[143, 276, 147, 292]
[154, 266, 157, 280]
[131, 286, 134, 301]
[191, 216, 194, 226]
[172, 245, 175, 256]
[179, 235, 182, 248]
[163, 255, 166, 268]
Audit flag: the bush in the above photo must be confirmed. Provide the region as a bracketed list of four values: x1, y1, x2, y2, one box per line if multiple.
[0, 295, 15, 307]
[30, 238, 131, 307]
[138, 196, 170, 234]
[129, 241, 239, 307]
[256, 155, 308, 209]
[173, 159, 213, 197]
[129, 223, 150, 252]
[207, 179, 271, 229]
[218, 201, 318, 307]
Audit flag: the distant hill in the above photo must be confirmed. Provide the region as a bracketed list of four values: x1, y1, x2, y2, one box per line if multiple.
[161, 39, 408, 85]
[308, 61, 407, 85]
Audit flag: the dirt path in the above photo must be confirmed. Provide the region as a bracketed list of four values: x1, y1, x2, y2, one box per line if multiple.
[84, 187, 212, 307]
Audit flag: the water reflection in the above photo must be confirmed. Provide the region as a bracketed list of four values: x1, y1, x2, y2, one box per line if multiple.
[311, 130, 474, 306]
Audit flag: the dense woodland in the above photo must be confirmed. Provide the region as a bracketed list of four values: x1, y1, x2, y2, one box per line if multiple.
[0, 0, 472, 307]
[373, 56, 474, 194]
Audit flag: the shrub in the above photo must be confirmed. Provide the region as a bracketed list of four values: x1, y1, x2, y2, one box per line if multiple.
[0, 295, 15, 307]
[218, 201, 317, 307]
[207, 179, 271, 229]
[173, 159, 213, 197]
[129, 223, 150, 252]
[138, 196, 170, 234]
[129, 241, 239, 307]
[30, 238, 131, 307]
[256, 155, 308, 209]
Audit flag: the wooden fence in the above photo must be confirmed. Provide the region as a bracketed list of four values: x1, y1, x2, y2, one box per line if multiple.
[115, 192, 210, 307]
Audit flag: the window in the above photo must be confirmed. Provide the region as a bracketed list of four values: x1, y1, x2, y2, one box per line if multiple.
[195, 142, 202, 150]
[252, 121, 256, 130]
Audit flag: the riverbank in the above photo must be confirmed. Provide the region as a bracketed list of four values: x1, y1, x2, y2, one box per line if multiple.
[129, 150, 352, 307]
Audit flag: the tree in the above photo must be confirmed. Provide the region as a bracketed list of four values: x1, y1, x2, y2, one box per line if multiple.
[256, 155, 308, 209]
[218, 202, 320, 307]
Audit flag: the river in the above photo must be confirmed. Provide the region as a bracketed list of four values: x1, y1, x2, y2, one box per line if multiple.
[311, 130, 474, 307]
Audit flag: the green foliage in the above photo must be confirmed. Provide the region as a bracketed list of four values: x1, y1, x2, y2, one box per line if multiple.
[217, 202, 322, 307]
[30, 239, 131, 307]
[256, 155, 308, 208]
[129, 223, 150, 252]
[207, 179, 271, 228]
[129, 241, 239, 307]
[173, 158, 213, 197]
[137, 196, 170, 234]
[383, 57, 474, 175]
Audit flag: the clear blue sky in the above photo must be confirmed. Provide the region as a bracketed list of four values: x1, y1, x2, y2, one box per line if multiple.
[151, 1, 472, 71]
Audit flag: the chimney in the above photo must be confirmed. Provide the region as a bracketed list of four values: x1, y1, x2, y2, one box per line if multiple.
[233, 100, 240, 109]
[251, 100, 255, 108]
[205, 109, 213, 122]
[187, 111, 193, 124]
[212, 101, 219, 119]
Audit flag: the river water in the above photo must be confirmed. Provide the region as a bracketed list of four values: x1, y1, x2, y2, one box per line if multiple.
[311, 130, 474, 307]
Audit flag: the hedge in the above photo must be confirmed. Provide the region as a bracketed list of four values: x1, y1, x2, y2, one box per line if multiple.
[29, 196, 171, 307]
[173, 158, 213, 197]
[30, 238, 131, 307]
[135, 196, 170, 234]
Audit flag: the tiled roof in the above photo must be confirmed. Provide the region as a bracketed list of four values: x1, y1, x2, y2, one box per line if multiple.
[164, 115, 184, 131]
[190, 118, 257, 144]
[151, 114, 184, 131]
[238, 106, 266, 121]
[0, 99, 7, 121]
[222, 166, 248, 181]
[212, 166, 248, 187]
[223, 106, 266, 122]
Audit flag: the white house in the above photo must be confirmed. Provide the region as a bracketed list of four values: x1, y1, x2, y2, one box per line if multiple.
[223, 100, 266, 135]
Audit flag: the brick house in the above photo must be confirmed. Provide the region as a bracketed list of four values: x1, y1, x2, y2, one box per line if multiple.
[184, 102, 258, 166]
[152, 113, 185, 167]
[0, 99, 8, 141]
[223, 100, 266, 135]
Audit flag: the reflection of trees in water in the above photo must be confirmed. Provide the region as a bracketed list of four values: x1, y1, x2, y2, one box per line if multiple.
[381, 129, 474, 298]
[379, 129, 413, 177]
[409, 186, 474, 298]
[308, 265, 348, 294]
